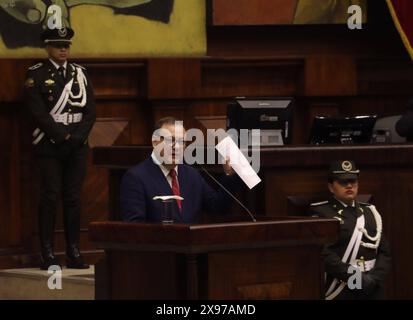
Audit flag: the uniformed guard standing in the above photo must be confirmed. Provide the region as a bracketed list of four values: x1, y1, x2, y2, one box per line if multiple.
[309, 160, 391, 300]
[24, 27, 96, 270]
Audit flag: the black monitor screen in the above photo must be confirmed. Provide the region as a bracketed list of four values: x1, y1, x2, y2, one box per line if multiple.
[310, 115, 378, 145]
[227, 97, 294, 145]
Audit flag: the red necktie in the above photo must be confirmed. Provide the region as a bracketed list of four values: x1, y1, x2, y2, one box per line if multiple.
[169, 169, 182, 212]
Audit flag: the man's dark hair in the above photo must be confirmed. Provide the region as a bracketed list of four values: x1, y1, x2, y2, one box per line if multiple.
[153, 117, 183, 132]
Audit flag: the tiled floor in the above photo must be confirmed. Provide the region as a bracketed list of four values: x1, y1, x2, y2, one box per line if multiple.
[0, 266, 95, 300]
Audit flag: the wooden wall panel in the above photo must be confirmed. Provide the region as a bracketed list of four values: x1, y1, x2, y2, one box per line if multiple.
[0, 109, 13, 247]
[200, 58, 304, 98]
[84, 61, 146, 99]
[0, 105, 22, 251]
[209, 0, 298, 26]
[305, 56, 357, 96]
[358, 59, 413, 95]
[95, 100, 152, 145]
[0, 60, 32, 102]
[148, 59, 201, 99]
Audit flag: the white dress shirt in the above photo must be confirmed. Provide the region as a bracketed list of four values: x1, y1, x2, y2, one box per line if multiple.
[49, 59, 68, 77]
[151, 151, 179, 188]
[335, 198, 355, 208]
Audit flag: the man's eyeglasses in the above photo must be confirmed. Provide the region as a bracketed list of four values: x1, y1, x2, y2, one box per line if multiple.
[162, 137, 186, 146]
[336, 179, 358, 187]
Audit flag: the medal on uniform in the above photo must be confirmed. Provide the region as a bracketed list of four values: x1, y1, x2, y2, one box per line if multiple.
[25, 78, 35, 88]
[45, 79, 55, 86]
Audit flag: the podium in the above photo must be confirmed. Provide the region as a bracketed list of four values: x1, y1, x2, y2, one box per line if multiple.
[90, 217, 338, 300]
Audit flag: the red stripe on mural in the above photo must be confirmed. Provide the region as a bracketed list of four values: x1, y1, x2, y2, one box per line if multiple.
[388, 0, 413, 58]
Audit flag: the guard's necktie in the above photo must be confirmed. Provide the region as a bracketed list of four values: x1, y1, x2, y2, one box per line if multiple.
[58, 66, 66, 82]
[169, 169, 182, 212]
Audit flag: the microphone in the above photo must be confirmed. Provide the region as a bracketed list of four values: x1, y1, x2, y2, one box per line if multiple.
[200, 166, 257, 223]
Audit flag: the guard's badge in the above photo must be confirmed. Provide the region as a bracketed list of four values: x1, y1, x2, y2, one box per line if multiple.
[25, 78, 35, 88]
[342, 161, 353, 172]
[58, 27, 68, 38]
[45, 79, 55, 86]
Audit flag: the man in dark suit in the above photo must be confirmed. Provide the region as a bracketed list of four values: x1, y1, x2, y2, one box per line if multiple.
[309, 161, 391, 300]
[120, 117, 238, 223]
[25, 27, 95, 270]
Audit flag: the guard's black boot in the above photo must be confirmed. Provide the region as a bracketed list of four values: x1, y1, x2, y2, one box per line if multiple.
[40, 244, 60, 270]
[66, 245, 89, 269]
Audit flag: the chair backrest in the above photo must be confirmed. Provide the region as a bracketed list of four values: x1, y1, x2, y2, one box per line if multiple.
[287, 194, 373, 216]
[372, 115, 406, 143]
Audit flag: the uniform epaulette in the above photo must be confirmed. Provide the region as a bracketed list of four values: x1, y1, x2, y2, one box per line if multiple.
[28, 63, 43, 70]
[310, 201, 329, 207]
[71, 63, 86, 70]
[359, 202, 373, 206]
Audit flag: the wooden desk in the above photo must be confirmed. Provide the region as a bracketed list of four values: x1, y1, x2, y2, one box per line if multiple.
[90, 217, 338, 300]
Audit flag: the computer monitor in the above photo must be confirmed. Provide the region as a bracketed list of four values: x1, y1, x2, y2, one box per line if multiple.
[227, 97, 294, 146]
[309, 115, 378, 145]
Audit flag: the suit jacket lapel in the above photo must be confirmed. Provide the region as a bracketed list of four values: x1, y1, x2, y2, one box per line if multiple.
[148, 158, 172, 196]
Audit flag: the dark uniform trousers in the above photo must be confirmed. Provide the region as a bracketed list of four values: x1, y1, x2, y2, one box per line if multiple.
[37, 140, 88, 248]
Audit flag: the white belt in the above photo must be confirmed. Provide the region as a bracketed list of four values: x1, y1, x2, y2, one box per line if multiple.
[52, 113, 82, 125]
[353, 258, 376, 272]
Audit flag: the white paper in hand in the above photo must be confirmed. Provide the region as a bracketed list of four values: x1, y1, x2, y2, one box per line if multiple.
[215, 136, 261, 189]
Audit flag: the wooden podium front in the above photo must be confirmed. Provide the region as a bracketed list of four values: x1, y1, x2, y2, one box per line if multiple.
[89, 218, 338, 300]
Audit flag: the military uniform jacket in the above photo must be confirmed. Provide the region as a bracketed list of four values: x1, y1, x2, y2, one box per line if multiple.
[309, 198, 391, 291]
[24, 60, 96, 148]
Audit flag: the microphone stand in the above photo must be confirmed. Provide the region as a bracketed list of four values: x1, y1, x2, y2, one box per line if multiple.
[200, 166, 257, 223]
